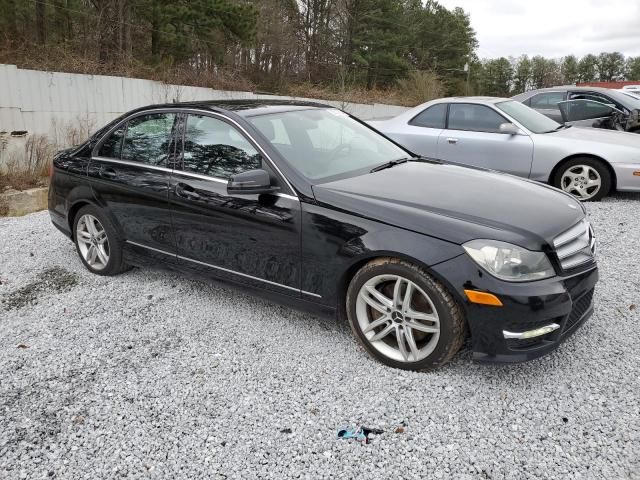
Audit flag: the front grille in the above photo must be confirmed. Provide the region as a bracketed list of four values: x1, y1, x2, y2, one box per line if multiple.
[564, 288, 594, 332]
[553, 220, 596, 271]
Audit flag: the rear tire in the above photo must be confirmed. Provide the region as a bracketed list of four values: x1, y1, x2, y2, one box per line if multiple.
[553, 157, 611, 202]
[346, 257, 466, 371]
[72, 205, 130, 276]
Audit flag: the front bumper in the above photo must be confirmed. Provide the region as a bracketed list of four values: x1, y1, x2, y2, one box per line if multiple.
[432, 254, 598, 363]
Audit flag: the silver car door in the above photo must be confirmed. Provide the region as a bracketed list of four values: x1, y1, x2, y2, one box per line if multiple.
[384, 103, 446, 158]
[437, 103, 534, 177]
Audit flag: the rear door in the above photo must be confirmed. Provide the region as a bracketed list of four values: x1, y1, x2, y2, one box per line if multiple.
[88, 111, 178, 261]
[526, 91, 566, 123]
[437, 103, 534, 177]
[168, 112, 301, 296]
[384, 103, 446, 157]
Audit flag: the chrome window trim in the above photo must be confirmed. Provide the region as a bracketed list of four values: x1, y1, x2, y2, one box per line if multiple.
[91, 107, 299, 198]
[125, 240, 321, 298]
[171, 169, 227, 184]
[94, 159, 300, 203]
[92, 156, 173, 173]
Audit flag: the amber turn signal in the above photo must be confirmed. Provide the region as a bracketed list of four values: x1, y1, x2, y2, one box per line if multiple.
[633, 171, 640, 177]
[464, 289, 503, 307]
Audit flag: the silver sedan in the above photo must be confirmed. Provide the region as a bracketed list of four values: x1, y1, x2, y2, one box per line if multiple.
[369, 97, 640, 201]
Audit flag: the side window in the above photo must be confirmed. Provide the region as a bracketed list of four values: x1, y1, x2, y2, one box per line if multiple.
[409, 104, 446, 128]
[97, 124, 126, 158]
[529, 92, 565, 110]
[569, 92, 619, 109]
[121, 113, 176, 166]
[182, 114, 261, 179]
[565, 100, 614, 122]
[448, 104, 508, 133]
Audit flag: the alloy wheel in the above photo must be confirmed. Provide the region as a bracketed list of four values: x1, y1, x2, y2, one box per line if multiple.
[355, 274, 440, 363]
[76, 214, 110, 271]
[560, 165, 602, 200]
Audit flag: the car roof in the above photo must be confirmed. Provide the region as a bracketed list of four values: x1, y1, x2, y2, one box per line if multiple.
[442, 96, 510, 104]
[129, 99, 333, 117]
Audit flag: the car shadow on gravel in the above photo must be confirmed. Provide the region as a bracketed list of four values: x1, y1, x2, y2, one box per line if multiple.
[1, 266, 79, 311]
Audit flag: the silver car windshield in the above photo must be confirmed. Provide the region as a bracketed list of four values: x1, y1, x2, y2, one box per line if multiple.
[495, 100, 562, 134]
[248, 108, 409, 181]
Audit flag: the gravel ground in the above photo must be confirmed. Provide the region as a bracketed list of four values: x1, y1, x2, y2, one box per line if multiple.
[1, 194, 639, 480]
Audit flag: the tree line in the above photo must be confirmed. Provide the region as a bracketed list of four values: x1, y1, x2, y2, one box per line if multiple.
[476, 53, 640, 97]
[0, 1, 638, 105]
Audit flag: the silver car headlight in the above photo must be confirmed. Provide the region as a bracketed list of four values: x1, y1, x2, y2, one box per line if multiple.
[463, 239, 555, 282]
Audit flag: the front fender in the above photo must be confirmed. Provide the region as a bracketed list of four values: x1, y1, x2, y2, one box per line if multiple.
[300, 202, 463, 307]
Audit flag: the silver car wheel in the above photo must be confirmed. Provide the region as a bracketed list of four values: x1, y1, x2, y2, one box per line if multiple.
[355, 274, 440, 363]
[76, 214, 110, 271]
[560, 165, 602, 200]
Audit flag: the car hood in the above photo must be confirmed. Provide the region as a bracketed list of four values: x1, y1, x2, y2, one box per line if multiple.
[550, 125, 640, 148]
[312, 162, 584, 250]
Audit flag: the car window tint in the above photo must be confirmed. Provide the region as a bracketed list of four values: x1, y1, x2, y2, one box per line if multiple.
[98, 124, 126, 158]
[448, 104, 507, 133]
[121, 113, 175, 166]
[409, 104, 446, 128]
[182, 114, 261, 179]
[565, 100, 613, 121]
[529, 92, 565, 110]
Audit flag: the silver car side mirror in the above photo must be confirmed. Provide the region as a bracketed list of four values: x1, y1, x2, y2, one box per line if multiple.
[499, 123, 520, 135]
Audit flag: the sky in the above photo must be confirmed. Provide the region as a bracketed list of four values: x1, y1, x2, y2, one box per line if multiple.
[438, 0, 640, 59]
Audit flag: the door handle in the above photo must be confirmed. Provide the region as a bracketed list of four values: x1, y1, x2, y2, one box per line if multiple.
[99, 167, 117, 179]
[447, 138, 458, 144]
[175, 182, 201, 200]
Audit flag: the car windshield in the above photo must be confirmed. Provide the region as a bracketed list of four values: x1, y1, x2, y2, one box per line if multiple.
[495, 100, 562, 134]
[248, 108, 409, 182]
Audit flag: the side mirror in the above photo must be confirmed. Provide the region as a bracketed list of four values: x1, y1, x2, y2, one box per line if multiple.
[499, 122, 520, 135]
[227, 169, 276, 195]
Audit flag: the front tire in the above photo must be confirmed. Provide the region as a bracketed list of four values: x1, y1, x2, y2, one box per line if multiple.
[346, 258, 466, 371]
[73, 205, 129, 276]
[553, 158, 611, 201]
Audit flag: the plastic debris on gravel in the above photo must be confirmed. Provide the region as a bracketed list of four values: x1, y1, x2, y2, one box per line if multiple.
[1, 194, 639, 479]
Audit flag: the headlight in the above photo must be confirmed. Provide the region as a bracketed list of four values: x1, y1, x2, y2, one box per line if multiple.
[463, 240, 555, 282]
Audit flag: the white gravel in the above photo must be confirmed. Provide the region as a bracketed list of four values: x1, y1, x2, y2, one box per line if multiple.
[1, 194, 639, 480]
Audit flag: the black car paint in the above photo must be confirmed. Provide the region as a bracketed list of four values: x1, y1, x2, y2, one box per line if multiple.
[49, 100, 597, 363]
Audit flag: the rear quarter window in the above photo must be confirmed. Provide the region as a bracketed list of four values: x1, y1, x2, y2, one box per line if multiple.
[97, 125, 126, 158]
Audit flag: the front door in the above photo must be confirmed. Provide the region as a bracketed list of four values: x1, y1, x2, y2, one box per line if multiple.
[88, 112, 178, 261]
[169, 112, 301, 296]
[437, 103, 534, 177]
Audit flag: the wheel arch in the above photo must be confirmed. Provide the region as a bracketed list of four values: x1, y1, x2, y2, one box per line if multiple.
[549, 154, 617, 191]
[335, 251, 467, 326]
[67, 199, 96, 238]
[67, 197, 124, 242]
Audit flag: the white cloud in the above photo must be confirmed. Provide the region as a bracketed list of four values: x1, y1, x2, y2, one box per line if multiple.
[438, 0, 640, 59]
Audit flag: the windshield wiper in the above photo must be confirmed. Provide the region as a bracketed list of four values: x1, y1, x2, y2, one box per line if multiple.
[544, 124, 571, 133]
[370, 157, 409, 173]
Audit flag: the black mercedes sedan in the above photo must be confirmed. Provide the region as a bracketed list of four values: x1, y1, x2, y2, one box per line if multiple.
[48, 100, 598, 370]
